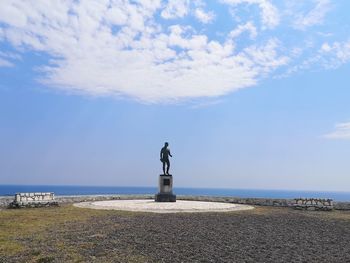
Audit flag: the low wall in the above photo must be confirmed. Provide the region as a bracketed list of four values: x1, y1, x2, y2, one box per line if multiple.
[1, 194, 350, 210]
[180, 196, 350, 210]
[293, 198, 333, 211]
[333, 202, 350, 210]
[15, 192, 55, 202]
[9, 192, 58, 208]
[0, 196, 12, 208]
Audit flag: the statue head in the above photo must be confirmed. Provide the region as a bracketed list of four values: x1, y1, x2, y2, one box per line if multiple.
[164, 142, 169, 147]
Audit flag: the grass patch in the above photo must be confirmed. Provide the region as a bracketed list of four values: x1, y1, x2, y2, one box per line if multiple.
[0, 205, 116, 257]
[36, 255, 55, 263]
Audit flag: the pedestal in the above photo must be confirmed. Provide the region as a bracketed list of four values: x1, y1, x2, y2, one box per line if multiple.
[155, 174, 176, 202]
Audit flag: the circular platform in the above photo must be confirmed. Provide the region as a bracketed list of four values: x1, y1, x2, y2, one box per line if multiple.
[74, 199, 254, 213]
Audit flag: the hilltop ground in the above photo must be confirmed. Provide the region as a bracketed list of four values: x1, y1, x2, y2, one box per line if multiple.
[1, 205, 350, 263]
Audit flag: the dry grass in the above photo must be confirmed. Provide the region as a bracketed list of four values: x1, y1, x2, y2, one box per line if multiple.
[1, 205, 101, 251]
[0, 205, 147, 262]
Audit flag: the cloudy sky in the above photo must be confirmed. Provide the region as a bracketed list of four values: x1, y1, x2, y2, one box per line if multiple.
[0, 0, 349, 191]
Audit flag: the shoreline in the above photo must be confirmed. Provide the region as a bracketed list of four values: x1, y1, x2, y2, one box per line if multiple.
[1, 194, 350, 210]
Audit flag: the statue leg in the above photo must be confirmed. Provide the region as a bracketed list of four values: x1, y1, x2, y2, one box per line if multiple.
[166, 160, 170, 174]
[162, 161, 166, 175]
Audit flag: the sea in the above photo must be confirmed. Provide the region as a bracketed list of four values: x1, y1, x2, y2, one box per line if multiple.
[1, 185, 350, 201]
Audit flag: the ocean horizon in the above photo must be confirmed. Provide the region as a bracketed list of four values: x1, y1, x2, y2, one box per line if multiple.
[1, 185, 350, 201]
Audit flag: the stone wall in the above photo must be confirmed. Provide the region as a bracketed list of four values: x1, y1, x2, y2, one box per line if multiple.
[0, 197, 12, 208]
[180, 196, 350, 210]
[1, 194, 350, 210]
[333, 201, 350, 210]
[15, 192, 54, 202]
[9, 192, 58, 208]
[293, 198, 333, 211]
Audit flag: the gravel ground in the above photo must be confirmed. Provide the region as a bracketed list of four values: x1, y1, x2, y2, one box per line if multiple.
[2, 206, 350, 263]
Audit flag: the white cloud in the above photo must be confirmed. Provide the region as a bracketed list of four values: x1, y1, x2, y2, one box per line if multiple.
[0, 0, 290, 103]
[161, 0, 189, 19]
[228, 22, 257, 39]
[277, 38, 350, 78]
[323, 122, 350, 140]
[0, 3, 27, 27]
[221, 0, 280, 29]
[0, 0, 346, 103]
[0, 51, 21, 67]
[243, 38, 289, 74]
[321, 42, 332, 52]
[319, 40, 350, 68]
[327, 41, 350, 62]
[256, 0, 280, 29]
[0, 51, 21, 60]
[0, 58, 14, 67]
[194, 8, 215, 24]
[294, 0, 331, 30]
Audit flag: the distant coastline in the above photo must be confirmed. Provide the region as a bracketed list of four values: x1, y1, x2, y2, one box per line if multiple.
[1, 185, 350, 201]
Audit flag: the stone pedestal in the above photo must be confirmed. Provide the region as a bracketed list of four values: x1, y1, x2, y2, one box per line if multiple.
[155, 174, 176, 202]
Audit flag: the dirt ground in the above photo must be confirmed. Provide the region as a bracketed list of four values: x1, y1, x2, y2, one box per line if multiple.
[1, 204, 350, 263]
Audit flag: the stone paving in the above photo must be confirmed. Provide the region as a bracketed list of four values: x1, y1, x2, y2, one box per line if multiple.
[74, 199, 254, 213]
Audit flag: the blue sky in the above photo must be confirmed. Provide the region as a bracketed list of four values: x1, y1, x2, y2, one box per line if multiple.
[0, 0, 350, 191]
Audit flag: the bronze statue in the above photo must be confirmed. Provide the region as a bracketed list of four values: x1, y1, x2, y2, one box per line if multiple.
[160, 142, 172, 175]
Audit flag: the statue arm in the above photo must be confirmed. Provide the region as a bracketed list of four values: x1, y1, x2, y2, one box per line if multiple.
[169, 150, 172, 157]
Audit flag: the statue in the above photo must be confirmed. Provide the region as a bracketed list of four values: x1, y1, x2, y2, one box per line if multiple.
[160, 142, 172, 175]
[156, 142, 176, 202]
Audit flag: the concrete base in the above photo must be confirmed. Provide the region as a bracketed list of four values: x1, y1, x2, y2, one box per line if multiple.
[158, 174, 173, 193]
[155, 193, 176, 202]
[155, 174, 176, 202]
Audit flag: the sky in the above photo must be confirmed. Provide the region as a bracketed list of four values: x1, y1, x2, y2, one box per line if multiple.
[0, 0, 350, 191]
